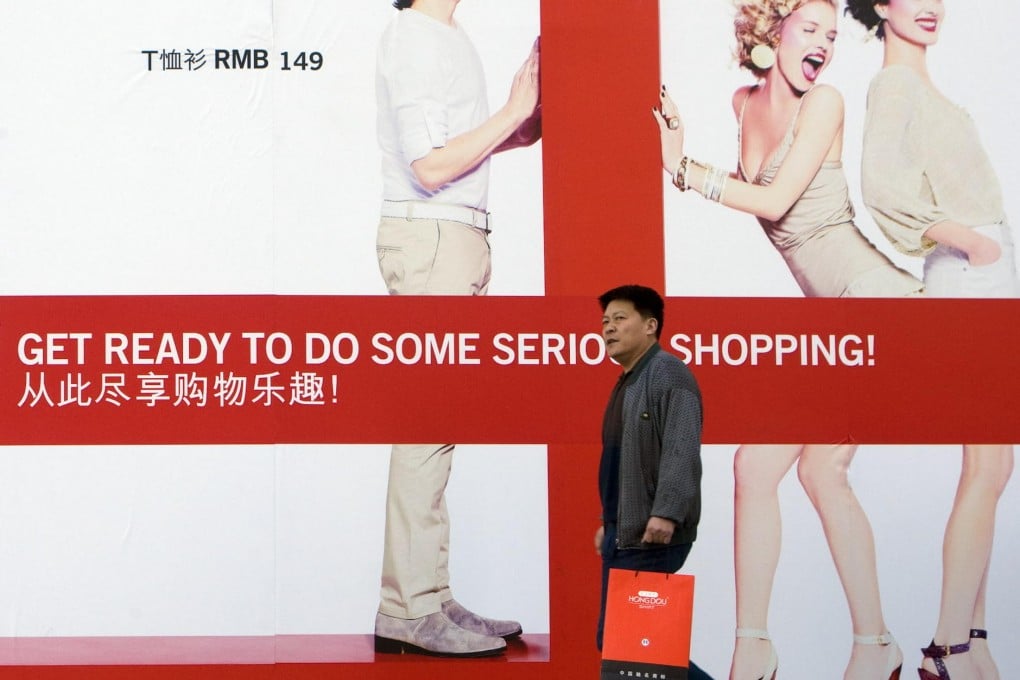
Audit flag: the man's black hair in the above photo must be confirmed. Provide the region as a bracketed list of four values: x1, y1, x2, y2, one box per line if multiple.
[393, 0, 413, 9]
[598, 284, 664, 339]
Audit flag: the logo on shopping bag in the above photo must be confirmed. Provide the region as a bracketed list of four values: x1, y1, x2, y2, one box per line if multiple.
[628, 589, 669, 609]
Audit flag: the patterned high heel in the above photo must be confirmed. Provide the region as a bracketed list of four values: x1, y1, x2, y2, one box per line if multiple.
[854, 632, 902, 680]
[970, 628, 987, 641]
[917, 639, 970, 680]
[735, 628, 778, 680]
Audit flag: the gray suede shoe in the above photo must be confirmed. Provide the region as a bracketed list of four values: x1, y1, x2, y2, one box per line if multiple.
[374, 611, 506, 657]
[441, 599, 523, 639]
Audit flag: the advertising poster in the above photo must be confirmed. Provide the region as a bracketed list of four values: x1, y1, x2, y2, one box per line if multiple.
[660, 1, 1020, 298]
[1, 2, 1018, 679]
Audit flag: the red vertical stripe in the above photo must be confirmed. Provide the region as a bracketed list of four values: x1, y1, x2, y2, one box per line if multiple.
[542, 1, 664, 295]
[541, 1, 663, 678]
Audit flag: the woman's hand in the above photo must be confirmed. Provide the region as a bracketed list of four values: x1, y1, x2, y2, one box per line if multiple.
[652, 84, 685, 175]
[925, 221, 1003, 267]
[966, 232, 1002, 266]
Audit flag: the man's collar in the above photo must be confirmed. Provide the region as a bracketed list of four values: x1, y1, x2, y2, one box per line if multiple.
[622, 342, 659, 379]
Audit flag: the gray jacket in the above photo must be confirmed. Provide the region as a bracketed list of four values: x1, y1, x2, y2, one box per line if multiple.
[616, 344, 703, 549]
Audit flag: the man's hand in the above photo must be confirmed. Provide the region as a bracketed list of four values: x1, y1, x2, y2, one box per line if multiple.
[506, 41, 540, 123]
[496, 39, 542, 151]
[641, 516, 676, 545]
[594, 524, 604, 557]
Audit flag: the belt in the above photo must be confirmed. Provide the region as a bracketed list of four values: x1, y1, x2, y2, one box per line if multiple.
[381, 200, 491, 231]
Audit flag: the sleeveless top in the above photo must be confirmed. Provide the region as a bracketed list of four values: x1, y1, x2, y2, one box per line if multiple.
[736, 87, 922, 298]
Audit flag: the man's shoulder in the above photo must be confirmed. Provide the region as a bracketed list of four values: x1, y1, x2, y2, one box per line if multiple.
[649, 347, 690, 372]
[380, 11, 444, 53]
[646, 348, 699, 391]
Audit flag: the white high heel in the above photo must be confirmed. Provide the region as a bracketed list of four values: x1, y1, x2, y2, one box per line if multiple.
[853, 632, 903, 680]
[735, 627, 778, 680]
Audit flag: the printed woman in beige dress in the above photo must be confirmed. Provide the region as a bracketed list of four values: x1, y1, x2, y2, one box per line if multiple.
[654, 1, 916, 678]
[846, 1, 1015, 678]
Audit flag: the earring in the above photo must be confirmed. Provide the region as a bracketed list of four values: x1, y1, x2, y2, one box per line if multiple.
[750, 44, 776, 70]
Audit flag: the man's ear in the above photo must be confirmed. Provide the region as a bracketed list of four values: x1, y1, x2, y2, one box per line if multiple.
[646, 316, 659, 337]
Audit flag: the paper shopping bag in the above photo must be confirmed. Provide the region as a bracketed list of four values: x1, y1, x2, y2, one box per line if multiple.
[600, 568, 694, 680]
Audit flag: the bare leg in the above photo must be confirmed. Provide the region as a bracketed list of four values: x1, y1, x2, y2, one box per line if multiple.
[730, 444, 802, 680]
[798, 444, 900, 680]
[922, 445, 1013, 679]
[970, 565, 999, 680]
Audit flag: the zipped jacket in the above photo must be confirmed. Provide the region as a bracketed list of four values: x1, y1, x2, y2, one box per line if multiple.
[616, 344, 703, 549]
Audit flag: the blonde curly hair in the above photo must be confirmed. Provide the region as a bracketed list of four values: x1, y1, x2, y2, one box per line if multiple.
[734, 0, 837, 77]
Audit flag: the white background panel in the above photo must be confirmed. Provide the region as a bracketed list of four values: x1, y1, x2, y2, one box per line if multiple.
[0, 444, 549, 636]
[0, 445, 276, 636]
[0, 1, 543, 295]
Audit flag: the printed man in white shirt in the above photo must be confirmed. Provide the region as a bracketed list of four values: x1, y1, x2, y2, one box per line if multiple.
[372, 0, 541, 658]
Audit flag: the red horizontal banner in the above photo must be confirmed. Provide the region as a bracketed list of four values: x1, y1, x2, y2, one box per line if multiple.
[2, 295, 1015, 445]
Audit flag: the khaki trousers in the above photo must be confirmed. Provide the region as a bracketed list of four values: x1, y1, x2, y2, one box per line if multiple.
[376, 215, 491, 619]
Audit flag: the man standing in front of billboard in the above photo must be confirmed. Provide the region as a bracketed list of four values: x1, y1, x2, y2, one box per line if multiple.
[595, 285, 711, 679]
[372, 0, 541, 658]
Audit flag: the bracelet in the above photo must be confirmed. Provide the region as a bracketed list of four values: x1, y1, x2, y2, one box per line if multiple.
[671, 156, 689, 192]
[679, 157, 728, 203]
[701, 164, 728, 203]
[714, 173, 728, 203]
[686, 158, 708, 195]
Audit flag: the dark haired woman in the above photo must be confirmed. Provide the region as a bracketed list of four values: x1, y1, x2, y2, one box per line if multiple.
[846, 1, 1015, 678]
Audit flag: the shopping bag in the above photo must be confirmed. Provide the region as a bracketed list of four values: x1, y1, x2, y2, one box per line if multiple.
[600, 568, 694, 680]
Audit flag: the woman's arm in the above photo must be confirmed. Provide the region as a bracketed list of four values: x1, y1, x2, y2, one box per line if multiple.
[657, 85, 844, 222]
[924, 221, 1001, 266]
[695, 86, 842, 220]
[859, 67, 1000, 264]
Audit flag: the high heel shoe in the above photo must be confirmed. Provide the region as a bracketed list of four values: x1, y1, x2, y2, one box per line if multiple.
[970, 628, 987, 641]
[917, 639, 970, 680]
[854, 632, 902, 680]
[735, 628, 778, 680]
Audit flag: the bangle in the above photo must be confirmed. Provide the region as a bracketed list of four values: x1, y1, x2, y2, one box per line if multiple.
[671, 156, 689, 192]
[686, 158, 708, 194]
[701, 164, 728, 203]
[715, 174, 729, 203]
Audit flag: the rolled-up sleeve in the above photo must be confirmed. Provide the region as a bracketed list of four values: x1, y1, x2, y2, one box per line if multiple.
[861, 69, 944, 256]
